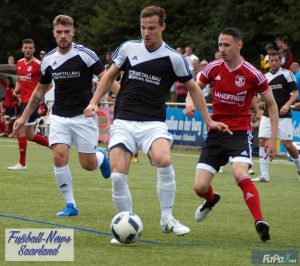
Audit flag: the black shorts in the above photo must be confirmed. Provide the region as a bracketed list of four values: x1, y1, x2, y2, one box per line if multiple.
[198, 130, 253, 172]
[4, 107, 16, 117]
[19, 103, 39, 123]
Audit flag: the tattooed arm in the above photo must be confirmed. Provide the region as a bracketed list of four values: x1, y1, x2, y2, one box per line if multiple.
[13, 82, 51, 134]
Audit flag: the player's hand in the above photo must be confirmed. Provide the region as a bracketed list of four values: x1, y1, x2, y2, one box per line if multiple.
[208, 121, 233, 135]
[84, 103, 98, 117]
[264, 138, 277, 161]
[13, 117, 26, 135]
[279, 104, 289, 116]
[13, 88, 20, 97]
[184, 104, 196, 117]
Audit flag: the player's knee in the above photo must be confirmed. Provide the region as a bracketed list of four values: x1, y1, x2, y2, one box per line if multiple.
[53, 153, 68, 167]
[232, 168, 247, 180]
[81, 162, 95, 171]
[153, 155, 171, 168]
[283, 140, 294, 150]
[194, 184, 208, 197]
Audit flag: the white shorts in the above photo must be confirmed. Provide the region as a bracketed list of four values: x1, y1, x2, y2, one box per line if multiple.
[108, 119, 173, 154]
[49, 114, 99, 153]
[258, 116, 293, 140]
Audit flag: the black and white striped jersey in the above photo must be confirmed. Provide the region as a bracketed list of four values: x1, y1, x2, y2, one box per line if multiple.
[112, 40, 192, 121]
[40, 43, 105, 117]
[264, 67, 297, 118]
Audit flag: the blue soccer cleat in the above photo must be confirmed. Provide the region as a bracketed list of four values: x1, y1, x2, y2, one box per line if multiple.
[97, 147, 111, 178]
[56, 203, 78, 216]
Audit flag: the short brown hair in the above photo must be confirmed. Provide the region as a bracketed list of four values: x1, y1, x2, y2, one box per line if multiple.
[221, 27, 243, 41]
[22, 38, 35, 46]
[140, 6, 166, 25]
[53, 14, 74, 27]
[268, 50, 280, 57]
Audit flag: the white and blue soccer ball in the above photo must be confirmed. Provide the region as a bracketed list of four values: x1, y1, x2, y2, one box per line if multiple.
[110, 211, 143, 244]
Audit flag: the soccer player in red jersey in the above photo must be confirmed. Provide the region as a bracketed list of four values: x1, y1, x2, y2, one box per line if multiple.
[185, 27, 279, 242]
[0, 77, 18, 137]
[7, 39, 49, 170]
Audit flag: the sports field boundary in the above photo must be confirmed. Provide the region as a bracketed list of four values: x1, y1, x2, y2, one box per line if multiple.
[1, 213, 299, 249]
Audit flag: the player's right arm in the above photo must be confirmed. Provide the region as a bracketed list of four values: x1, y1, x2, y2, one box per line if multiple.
[185, 80, 206, 117]
[13, 82, 50, 133]
[14, 77, 20, 97]
[84, 64, 121, 117]
[184, 79, 232, 134]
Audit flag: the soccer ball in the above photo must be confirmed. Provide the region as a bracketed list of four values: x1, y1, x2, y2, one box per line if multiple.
[110, 211, 143, 244]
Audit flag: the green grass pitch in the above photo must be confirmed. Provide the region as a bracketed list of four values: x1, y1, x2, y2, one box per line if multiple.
[0, 138, 299, 265]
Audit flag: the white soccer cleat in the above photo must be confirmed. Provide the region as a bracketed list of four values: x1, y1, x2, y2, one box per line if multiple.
[248, 169, 255, 175]
[160, 215, 190, 236]
[252, 175, 270, 182]
[218, 166, 224, 173]
[7, 163, 27, 170]
[110, 238, 123, 245]
[195, 193, 220, 222]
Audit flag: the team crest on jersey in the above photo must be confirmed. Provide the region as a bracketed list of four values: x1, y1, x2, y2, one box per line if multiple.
[27, 66, 32, 72]
[235, 75, 245, 87]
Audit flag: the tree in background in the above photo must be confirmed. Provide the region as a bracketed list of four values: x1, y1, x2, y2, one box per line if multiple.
[0, 0, 299, 66]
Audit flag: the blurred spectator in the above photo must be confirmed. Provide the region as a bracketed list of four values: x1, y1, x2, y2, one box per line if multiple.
[39, 50, 46, 60]
[260, 43, 274, 72]
[104, 52, 112, 70]
[281, 41, 294, 69]
[275, 37, 284, 57]
[7, 56, 15, 65]
[214, 50, 222, 60]
[192, 59, 201, 80]
[0, 100, 4, 134]
[290, 62, 300, 99]
[176, 47, 183, 54]
[170, 83, 176, 102]
[196, 60, 211, 103]
[175, 81, 188, 103]
[0, 77, 18, 137]
[184, 46, 199, 71]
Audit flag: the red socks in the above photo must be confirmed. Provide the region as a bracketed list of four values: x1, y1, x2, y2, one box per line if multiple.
[18, 136, 27, 166]
[18, 134, 48, 166]
[195, 185, 215, 203]
[32, 134, 49, 147]
[238, 178, 263, 222]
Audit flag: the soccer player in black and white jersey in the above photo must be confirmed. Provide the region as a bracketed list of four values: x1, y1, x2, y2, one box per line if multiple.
[253, 50, 300, 182]
[13, 15, 119, 216]
[85, 6, 230, 243]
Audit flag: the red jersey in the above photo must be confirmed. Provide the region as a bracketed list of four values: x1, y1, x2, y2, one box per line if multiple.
[200, 59, 269, 131]
[16, 57, 40, 103]
[0, 79, 17, 108]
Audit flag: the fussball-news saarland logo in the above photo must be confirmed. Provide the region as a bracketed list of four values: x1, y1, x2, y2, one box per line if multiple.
[5, 228, 74, 261]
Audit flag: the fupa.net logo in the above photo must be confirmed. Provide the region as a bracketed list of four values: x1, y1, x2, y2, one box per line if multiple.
[252, 251, 298, 264]
[263, 253, 296, 264]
